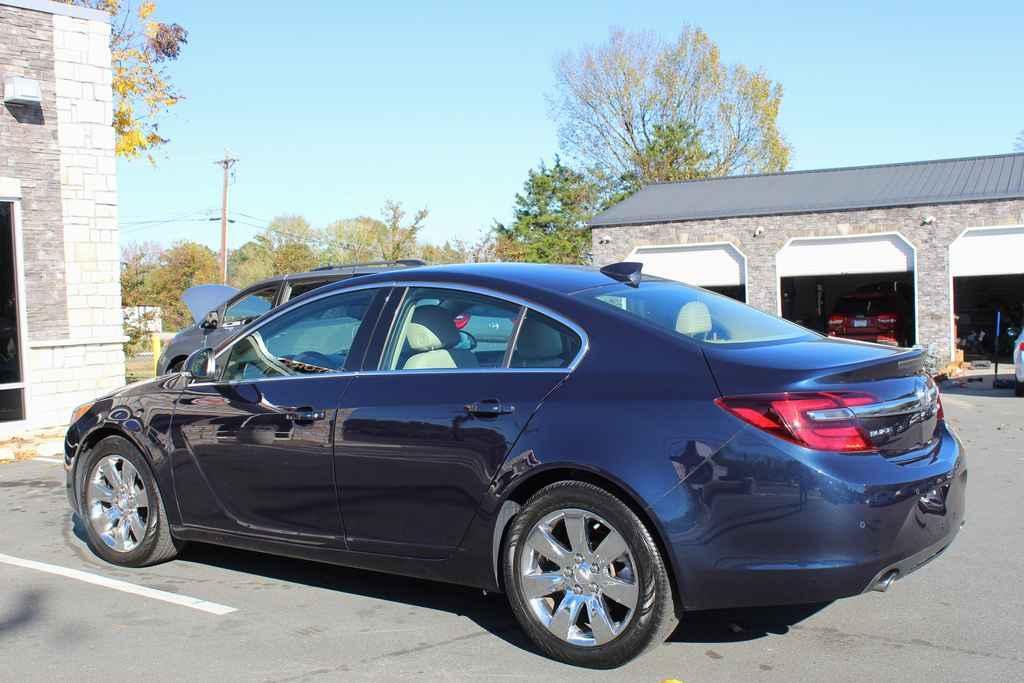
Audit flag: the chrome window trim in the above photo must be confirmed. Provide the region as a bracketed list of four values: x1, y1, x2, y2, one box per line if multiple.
[202, 280, 589, 386]
[849, 379, 939, 419]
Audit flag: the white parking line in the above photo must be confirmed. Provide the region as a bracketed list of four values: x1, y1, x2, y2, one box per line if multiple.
[0, 553, 237, 615]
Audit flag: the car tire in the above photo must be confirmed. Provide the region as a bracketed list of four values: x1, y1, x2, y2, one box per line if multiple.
[502, 481, 678, 669]
[77, 435, 184, 567]
[167, 358, 185, 373]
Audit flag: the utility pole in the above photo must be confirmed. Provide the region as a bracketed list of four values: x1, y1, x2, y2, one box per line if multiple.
[214, 151, 239, 284]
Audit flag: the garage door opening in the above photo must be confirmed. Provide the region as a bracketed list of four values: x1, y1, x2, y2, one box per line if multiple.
[950, 226, 1024, 362]
[629, 243, 746, 302]
[777, 234, 916, 347]
[781, 273, 915, 346]
[953, 274, 1024, 362]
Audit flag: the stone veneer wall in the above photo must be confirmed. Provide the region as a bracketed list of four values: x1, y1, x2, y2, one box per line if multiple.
[1, 2, 124, 430]
[591, 199, 1024, 364]
[0, 3, 69, 340]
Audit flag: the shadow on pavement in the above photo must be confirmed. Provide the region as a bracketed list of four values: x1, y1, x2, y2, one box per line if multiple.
[670, 602, 829, 643]
[0, 589, 44, 639]
[177, 541, 536, 653]
[168, 540, 830, 653]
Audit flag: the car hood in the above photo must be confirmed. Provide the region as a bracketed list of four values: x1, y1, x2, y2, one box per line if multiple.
[181, 284, 238, 324]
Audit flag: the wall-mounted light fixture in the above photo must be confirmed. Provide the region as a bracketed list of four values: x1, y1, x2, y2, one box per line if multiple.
[3, 76, 42, 105]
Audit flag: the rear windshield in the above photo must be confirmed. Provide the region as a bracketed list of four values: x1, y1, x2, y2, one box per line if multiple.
[578, 279, 815, 345]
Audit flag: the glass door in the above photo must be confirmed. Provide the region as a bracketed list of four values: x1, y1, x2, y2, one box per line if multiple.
[0, 202, 25, 423]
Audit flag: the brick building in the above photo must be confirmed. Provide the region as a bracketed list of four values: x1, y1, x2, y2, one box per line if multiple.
[589, 153, 1024, 365]
[1, 0, 123, 433]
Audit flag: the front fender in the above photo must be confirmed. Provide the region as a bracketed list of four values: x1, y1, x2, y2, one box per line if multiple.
[65, 375, 185, 523]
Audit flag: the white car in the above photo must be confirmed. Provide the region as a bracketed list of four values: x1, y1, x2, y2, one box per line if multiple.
[1015, 328, 1024, 396]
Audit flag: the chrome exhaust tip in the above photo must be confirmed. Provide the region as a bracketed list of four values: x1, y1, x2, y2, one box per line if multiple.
[872, 570, 899, 593]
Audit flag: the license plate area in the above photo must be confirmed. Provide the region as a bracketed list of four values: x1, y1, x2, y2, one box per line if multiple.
[853, 319, 868, 328]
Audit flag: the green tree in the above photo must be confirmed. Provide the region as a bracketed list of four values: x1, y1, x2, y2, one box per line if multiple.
[493, 158, 599, 264]
[146, 241, 219, 330]
[120, 242, 162, 355]
[254, 215, 319, 275]
[551, 26, 790, 184]
[321, 216, 388, 265]
[120, 241, 161, 307]
[227, 240, 274, 288]
[377, 201, 428, 261]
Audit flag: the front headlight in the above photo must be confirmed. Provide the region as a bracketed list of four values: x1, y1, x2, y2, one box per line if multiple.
[70, 401, 95, 425]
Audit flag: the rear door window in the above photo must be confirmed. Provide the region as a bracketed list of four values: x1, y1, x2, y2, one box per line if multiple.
[509, 310, 583, 369]
[287, 279, 336, 300]
[381, 288, 523, 371]
[580, 279, 815, 345]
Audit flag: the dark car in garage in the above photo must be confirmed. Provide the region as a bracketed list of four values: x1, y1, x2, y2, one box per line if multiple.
[828, 290, 909, 346]
[65, 263, 965, 668]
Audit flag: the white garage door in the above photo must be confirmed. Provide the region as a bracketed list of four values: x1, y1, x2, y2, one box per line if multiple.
[629, 243, 745, 287]
[777, 234, 915, 277]
[950, 226, 1024, 277]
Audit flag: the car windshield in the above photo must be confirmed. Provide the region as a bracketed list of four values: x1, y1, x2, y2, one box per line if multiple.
[578, 278, 815, 345]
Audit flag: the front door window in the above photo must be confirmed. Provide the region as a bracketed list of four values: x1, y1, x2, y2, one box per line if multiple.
[222, 286, 277, 326]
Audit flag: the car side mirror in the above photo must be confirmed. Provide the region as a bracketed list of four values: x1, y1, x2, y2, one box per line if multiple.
[200, 311, 220, 330]
[184, 347, 216, 381]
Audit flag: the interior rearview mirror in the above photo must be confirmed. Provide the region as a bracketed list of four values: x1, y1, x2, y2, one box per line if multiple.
[200, 310, 220, 330]
[185, 348, 216, 381]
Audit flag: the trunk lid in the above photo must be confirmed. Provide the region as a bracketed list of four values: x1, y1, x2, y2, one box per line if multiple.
[704, 337, 940, 457]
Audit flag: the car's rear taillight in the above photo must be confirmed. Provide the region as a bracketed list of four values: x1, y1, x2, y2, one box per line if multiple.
[453, 313, 471, 330]
[715, 392, 876, 452]
[827, 315, 844, 328]
[1019, 342, 1024, 352]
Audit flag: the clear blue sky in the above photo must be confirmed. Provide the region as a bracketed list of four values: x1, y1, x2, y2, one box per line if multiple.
[118, 0, 1024, 251]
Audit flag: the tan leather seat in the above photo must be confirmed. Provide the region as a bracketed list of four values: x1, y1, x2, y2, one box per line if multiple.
[676, 301, 712, 338]
[512, 316, 565, 368]
[402, 305, 479, 370]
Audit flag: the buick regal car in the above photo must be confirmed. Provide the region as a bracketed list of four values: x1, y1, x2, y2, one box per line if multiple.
[65, 262, 966, 668]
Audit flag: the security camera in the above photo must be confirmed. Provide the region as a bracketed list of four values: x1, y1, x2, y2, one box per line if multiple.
[753, 227, 765, 238]
[921, 215, 935, 225]
[597, 236, 613, 245]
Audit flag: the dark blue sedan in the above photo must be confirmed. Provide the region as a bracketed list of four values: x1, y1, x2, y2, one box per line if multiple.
[64, 262, 965, 668]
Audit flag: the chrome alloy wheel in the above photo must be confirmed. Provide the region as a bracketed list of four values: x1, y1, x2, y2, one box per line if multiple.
[87, 455, 149, 553]
[519, 508, 639, 647]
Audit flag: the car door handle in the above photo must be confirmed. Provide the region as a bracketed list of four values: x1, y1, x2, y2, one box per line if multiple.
[286, 408, 326, 423]
[465, 399, 515, 417]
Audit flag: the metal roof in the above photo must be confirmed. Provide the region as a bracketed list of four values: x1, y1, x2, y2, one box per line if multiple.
[588, 153, 1024, 227]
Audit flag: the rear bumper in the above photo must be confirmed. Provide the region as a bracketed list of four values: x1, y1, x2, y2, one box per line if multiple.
[658, 422, 966, 610]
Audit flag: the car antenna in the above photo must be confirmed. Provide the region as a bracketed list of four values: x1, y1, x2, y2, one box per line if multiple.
[599, 261, 643, 288]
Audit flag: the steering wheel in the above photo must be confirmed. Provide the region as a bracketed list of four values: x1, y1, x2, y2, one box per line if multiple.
[292, 351, 337, 370]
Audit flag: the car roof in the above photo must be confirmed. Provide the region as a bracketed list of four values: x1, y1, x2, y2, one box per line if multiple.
[314, 262, 617, 298]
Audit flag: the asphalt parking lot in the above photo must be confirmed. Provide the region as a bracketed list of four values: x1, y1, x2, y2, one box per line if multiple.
[1, 389, 1022, 682]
